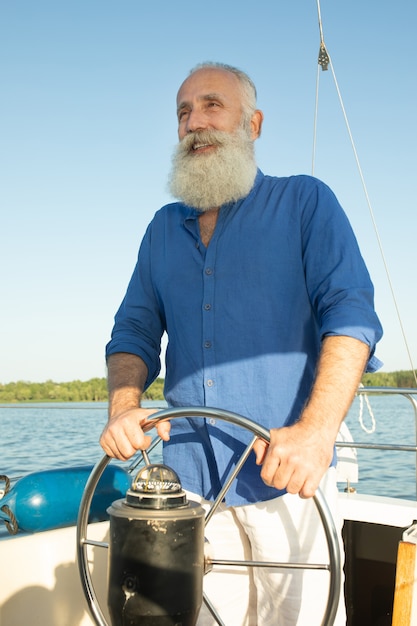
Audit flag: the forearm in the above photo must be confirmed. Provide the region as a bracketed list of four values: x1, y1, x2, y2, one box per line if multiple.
[301, 334, 370, 440]
[101, 353, 165, 459]
[107, 352, 149, 418]
[257, 335, 370, 496]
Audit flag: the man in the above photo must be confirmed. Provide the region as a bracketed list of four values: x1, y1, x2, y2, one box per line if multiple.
[100, 62, 382, 625]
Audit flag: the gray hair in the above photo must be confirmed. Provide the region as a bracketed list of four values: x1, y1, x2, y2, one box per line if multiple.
[188, 62, 258, 124]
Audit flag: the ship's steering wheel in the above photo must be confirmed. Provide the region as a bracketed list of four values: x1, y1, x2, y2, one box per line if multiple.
[77, 407, 341, 626]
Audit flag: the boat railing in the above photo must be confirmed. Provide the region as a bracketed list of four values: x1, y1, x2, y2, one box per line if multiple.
[336, 386, 417, 498]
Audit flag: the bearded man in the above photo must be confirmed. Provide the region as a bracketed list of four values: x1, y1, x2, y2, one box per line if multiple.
[100, 62, 382, 625]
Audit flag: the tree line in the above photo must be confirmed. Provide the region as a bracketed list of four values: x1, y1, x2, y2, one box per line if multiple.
[361, 370, 416, 389]
[0, 371, 415, 404]
[0, 377, 164, 404]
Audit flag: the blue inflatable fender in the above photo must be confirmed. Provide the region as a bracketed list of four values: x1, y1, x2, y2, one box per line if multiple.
[0, 464, 131, 534]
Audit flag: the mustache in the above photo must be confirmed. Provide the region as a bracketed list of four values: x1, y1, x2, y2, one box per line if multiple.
[178, 129, 228, 155]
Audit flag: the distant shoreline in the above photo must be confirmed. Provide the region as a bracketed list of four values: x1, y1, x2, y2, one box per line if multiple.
[0, 371, 415, 404]
[0, 377, 164, 403]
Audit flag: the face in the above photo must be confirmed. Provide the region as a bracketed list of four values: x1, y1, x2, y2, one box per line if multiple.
[169, 67, 263, 210]
[176, 68, 262, 147]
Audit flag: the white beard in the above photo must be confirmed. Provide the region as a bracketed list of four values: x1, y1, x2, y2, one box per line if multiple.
[168, 127, 258, 211]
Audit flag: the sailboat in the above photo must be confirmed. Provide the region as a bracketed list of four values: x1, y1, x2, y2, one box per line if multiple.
[1, 2, 416, 625]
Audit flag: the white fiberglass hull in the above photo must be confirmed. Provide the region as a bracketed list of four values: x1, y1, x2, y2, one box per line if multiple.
[0, 521, 109, 626]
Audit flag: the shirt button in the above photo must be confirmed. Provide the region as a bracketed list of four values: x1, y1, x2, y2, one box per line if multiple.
[207, 379, 214, 387]
[205, 268, 213, 275]
[204, 303, 211, 311]
[204, 341, 212, 349]
[209, 418, 216, 426]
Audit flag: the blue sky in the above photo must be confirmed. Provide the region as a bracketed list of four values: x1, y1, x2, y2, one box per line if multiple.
[1, 1, 416, 383]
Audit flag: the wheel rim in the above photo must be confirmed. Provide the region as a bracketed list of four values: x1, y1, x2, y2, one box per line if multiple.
[77, 407, 341, 626]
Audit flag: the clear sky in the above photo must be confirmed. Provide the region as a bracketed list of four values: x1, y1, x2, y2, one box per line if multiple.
[1, 1, 416, 383]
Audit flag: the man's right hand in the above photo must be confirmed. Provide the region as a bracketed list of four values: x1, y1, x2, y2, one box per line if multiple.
[99, 407, 171, 460]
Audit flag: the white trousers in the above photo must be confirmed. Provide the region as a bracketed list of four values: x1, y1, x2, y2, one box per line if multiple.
[190, 468, 346, 626]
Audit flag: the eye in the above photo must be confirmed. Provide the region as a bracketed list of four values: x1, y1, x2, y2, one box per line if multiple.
[178, 109, 189, 122]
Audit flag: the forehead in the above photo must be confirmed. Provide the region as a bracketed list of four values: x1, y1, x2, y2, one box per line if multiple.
[176, 68, 243, 107]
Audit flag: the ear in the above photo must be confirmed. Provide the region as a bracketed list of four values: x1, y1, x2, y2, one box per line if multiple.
[250, 109, 264, 140]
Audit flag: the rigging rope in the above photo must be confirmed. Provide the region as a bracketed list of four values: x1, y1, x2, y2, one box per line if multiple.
[313, 0, 417, 385]
[0, 475, 18, 534]
[357, 385, 377, 434]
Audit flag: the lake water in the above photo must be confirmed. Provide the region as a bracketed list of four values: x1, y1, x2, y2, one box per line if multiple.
[1, 393, 416, 500]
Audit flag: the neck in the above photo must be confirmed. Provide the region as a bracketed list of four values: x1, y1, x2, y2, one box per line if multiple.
[198, 208, 219, 247]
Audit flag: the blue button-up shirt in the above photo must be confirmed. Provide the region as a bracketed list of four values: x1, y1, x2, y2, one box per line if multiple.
[106, 171, 382, 505]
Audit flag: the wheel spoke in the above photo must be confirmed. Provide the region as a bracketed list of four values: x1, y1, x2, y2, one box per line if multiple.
[205, 435, 258, 526]
[210, 558, 331, 571]
[202, 591, 226, 626]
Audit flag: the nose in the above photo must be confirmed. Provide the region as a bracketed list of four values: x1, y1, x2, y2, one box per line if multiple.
[184, 107, 208, 134]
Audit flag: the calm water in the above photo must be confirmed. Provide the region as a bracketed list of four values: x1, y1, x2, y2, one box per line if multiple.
[1, 394, 416, 500]
[343, 392, 417, 500]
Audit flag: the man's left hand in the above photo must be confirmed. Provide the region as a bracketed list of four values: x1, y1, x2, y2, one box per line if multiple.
[253, 421, 335, 498]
